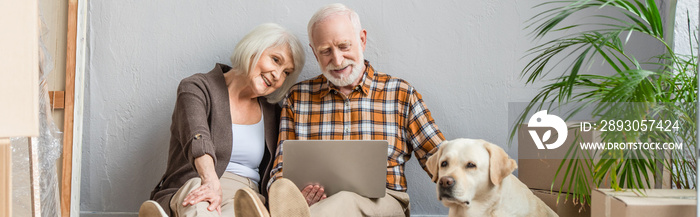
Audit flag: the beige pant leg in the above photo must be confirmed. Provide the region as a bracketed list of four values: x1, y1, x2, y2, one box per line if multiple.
[219, 172, 265, 215]
[170, 172, 262, 217]
[309, 189, 410, 217]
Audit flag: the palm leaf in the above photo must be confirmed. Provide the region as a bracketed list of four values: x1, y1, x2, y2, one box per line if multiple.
[510, 0, 697, 209]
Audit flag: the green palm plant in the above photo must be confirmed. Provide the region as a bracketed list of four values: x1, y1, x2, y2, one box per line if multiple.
[511, 0, 697, 209]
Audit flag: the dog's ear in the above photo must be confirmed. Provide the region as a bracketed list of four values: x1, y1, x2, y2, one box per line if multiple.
[484, 141, 517, 186]
[426, 143, 444, 182]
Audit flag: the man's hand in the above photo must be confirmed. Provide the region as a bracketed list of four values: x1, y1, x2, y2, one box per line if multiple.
[182, 178, 222, 215]
[301, 184, 327, 206]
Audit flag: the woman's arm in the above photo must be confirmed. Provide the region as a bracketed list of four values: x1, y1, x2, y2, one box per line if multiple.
[174, 75, 224, 214]
[181, 154, 222, 215]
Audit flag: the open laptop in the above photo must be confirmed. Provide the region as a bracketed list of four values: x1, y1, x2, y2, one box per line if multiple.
[282, 140, 388, 198]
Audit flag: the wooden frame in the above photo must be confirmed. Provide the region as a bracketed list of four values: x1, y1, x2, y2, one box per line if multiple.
[62, 0, 87, 216]
[1, 138, 11, 217]
[61, 0, 78, 216]
[49, 91, 65, 109]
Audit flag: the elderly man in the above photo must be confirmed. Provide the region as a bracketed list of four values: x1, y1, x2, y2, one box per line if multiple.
[235, 3, 445, 217]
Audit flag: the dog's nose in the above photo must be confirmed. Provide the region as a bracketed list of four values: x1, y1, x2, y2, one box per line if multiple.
[439, 176, 455, 188]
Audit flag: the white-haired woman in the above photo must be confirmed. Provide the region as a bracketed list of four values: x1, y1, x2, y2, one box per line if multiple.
[139, 23, 305, 217]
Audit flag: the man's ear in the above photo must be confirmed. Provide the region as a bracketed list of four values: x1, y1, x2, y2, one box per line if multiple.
[359, 29, 367, 51]
[426, 143, 444, 182]
[309, 43, 319, 62]
[484, 141, 517, 186]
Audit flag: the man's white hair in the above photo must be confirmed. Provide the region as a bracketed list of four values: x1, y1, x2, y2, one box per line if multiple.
[307, 3, 362, 46]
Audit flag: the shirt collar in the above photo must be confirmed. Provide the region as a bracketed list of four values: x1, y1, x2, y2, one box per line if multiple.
[321, 60, 373, 98]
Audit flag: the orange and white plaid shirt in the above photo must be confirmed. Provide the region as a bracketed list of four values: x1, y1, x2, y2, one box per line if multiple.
[269, 61, 445, 192]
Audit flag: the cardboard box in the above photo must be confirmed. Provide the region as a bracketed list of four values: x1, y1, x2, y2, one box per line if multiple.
[0, 0, 39, 137]
[532, 189, 590, 217]
[591, 188, 696, 217]
[518, 123, 602, 192]
[517, 123, 668, 192]
[519, 158, 590, 192]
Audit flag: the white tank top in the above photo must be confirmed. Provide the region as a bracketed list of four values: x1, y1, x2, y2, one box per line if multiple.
[225, 115, 265, 184]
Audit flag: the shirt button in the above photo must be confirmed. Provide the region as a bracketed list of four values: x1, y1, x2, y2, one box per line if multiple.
[345, 127, 350, 133]
[194, 134, 202, 140]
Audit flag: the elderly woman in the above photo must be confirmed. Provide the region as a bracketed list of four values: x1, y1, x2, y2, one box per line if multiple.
[139, 23, 304, 217]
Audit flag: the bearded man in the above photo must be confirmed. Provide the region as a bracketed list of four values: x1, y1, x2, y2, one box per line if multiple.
[236, 3, 445, 217]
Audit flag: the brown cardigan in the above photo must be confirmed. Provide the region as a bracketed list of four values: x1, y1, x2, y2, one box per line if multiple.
[149, 64, 281, 215]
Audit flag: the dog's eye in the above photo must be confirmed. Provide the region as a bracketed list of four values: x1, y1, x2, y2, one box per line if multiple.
[441, 161, 448, 167]
[466, 162, 476, 168]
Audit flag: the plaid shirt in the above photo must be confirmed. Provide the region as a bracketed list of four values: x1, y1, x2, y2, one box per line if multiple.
[269, 60, 445, 192]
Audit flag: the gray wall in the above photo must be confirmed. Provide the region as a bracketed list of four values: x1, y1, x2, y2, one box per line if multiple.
[81, 0, 681, 216]
[675, 0, 699, 56]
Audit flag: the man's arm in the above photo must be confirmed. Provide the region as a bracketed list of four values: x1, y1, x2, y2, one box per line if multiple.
[405, 88, 445, 179]
[268, 97, 296, 190]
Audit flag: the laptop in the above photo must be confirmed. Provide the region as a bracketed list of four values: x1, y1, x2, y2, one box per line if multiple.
[282, 140, 388, 198]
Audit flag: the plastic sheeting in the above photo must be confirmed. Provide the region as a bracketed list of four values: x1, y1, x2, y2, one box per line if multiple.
[10, 9, 63, 217]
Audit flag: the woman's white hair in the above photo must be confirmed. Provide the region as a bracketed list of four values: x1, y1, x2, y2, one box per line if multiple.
[307, 3, 362, 46]
[230, 23, 305, 103]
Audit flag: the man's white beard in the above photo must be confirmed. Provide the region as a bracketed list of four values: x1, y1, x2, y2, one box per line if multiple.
[322, 58, 363, 87]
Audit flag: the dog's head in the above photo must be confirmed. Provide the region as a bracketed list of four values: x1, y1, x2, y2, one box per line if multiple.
[426, 138, 517, 207]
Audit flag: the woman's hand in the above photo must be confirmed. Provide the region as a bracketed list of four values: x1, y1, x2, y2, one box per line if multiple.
[301, 184, 327, 206]
[184, 154, 222, 215]
[182, 178, 222, 215]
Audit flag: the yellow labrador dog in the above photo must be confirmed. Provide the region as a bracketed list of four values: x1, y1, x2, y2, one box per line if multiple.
[426, 138, 557, 217]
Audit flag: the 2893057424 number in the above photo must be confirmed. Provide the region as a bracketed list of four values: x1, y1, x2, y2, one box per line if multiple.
[597, 120, 679, 132]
